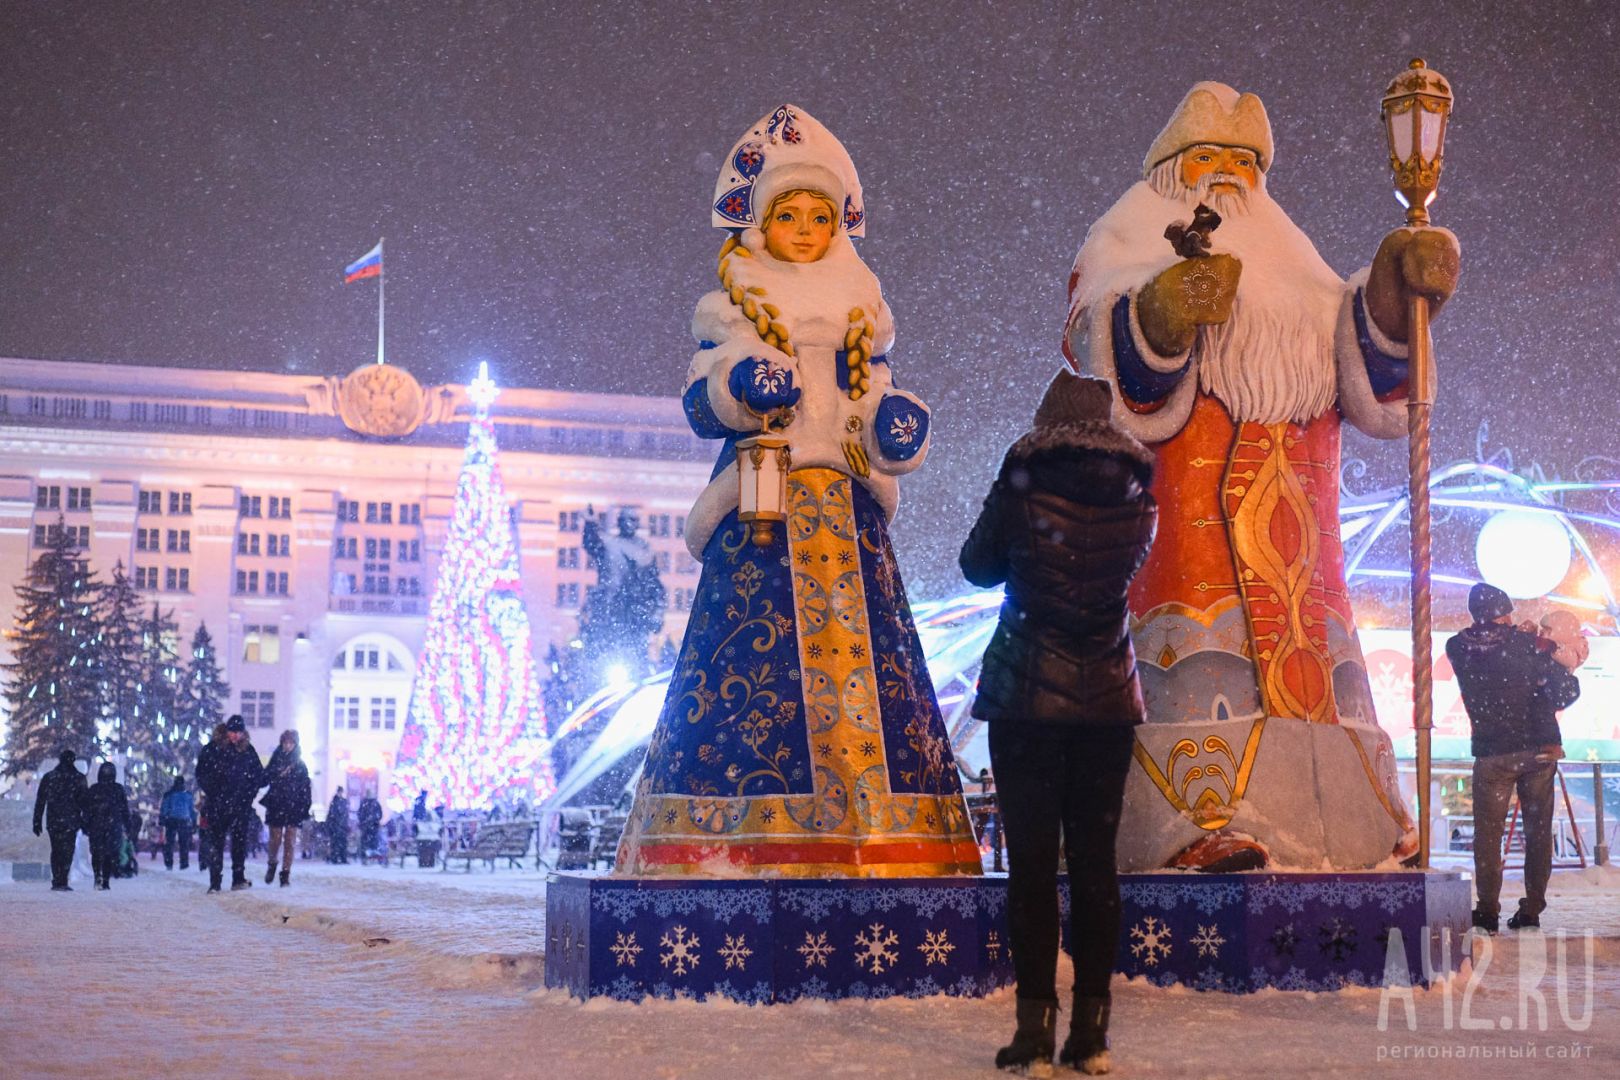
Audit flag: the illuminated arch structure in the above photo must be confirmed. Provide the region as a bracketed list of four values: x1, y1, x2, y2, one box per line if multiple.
[543, 455, 1620, 806]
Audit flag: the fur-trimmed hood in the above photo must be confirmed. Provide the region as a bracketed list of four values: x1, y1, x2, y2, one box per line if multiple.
[1003, 418, 1155, 479]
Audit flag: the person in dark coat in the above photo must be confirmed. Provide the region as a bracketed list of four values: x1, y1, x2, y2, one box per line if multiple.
[260, 730, 312, 886]
[1447, 582, 1582, 933]
[32, 749, 89, 891]
[83, 761, 131, 891]
[959, 372, 1157, 1076]
[194, 714, 268, 892]
[160, 775, 196, 870]
[357, 790, 383, 861]
[326, 787, 351, 864]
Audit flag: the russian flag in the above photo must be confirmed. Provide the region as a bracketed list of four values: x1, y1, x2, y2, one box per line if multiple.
[344, 241, 382, 284]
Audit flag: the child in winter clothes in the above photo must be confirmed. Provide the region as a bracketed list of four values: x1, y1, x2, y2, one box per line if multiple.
[84, 762, 131, 891]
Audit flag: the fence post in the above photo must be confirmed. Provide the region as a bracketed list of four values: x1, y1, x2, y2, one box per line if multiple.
[1595, 763, 1609, 868]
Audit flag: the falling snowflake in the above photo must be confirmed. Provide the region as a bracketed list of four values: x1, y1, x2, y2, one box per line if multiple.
[659, 925, 701, 976]
[854, 922, 900, 975]
[610, 931, 642, 967]
[718, 933, 753, 971]
[798, 931, 834, 968]
[1318, 917, 1358, 963]
[1191, 924, 1226, 959]
[1130, 916, 1172, 967]
[917, 928, 955, 966]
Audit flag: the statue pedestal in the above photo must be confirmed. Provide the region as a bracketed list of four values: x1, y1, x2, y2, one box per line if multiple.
[544, 869, 1470, 1002]
[1097, 870, 1472, 992]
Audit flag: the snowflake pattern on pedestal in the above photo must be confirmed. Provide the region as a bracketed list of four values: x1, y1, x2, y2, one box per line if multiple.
[610, 931, 642, 967]
[592, 885, 771, 924]
[1317, 917, 1358, 963]
[718, 933, 753, 971]
[917, 928, 955, 966]
[1190, 923, 1226, 958]
[1269, 923, 1299, 957]
[853, 922, 900, 975]
[1129, 916, 1173, 967]
[986, 930, 1003, 962]
[711, 979, 773, 1005]
[778, 887, 843, 924]
[607, 975, 641, 1002]
[1247, 878, 1424, 917]
[659, 925, 701, 976]
[906, 975, 944, 999]
[797, 930, 834, 968]
[1124, 880, 1243, 916]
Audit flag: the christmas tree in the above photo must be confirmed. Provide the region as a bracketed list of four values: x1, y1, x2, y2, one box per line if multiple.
[179, 623, 229, 750]
[390, 363, 554, 811]
[1, 520, 104, 776]
[131, 602, 185, 805]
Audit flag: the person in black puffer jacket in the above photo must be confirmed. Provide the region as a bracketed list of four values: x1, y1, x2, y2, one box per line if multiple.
[261, 730, 312, 886]
[84, 761, 131, 891]
[33, 749, 89, 891]
[195, 715, 267, 892]
[1446, 582, 1581, 933]
[961, 371, 1156, 1077]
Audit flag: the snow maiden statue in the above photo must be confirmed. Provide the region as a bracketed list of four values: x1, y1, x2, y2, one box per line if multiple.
[616, 105, 980, 877]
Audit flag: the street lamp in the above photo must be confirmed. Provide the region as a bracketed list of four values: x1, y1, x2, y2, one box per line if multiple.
[1381, 58, 1454, 868]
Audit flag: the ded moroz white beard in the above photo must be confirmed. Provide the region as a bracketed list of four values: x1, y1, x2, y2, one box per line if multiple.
[1143, 159, 1345, 426]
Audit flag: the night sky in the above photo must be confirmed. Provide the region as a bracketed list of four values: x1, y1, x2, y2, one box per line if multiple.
[3, 1, 1617, 598]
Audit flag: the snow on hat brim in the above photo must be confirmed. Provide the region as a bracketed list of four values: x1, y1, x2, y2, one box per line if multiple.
[749, 163, 845, 230]
[1143, 81, 1274, 177]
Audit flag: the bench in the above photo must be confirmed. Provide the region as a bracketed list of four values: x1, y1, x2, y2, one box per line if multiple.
[443, 822, 535, 872]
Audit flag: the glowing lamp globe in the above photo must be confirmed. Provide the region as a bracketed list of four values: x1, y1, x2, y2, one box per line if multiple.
[1474, 509, 1572, 600]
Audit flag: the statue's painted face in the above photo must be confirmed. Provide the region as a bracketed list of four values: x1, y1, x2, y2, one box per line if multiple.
[1180, 145, 1259, 194]
[762, 191, 837, 263]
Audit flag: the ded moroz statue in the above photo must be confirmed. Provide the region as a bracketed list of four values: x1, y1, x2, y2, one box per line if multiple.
[1063, 82, 1460, 870]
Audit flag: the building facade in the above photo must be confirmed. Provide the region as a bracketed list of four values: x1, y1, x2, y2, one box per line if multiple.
[0, 356, 712, 805]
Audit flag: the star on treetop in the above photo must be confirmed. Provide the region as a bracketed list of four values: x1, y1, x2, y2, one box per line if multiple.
[467, 361, 500, 414]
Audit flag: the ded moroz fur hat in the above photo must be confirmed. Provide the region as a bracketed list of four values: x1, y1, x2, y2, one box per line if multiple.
[1143, 81, 1274, 177]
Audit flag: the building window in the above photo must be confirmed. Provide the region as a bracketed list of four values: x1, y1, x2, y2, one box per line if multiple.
[169, 491, 191, 515]
[167, 529, 191, 553]
[555, 582, 580, 607]
[334, 572, 357, 594]
[138, 491, 162, 514]
[66, 525, 89, 548]
[66, 486, 92, 511]
[241, 690, 276, 729]
[369, 696, 398, 731]
[362, 574, 389, 595]
[678, 553, 699, 576]
[558, 547, 580, 569]
[135, 566, 158, 590]
[268, 534, 290, 557]
[237, 533, 260, 556]
[243, 625, 281, 664]
[163, 567, 191, 592]
[558, 510, 581, 533]
[648, 514, 671, 538]
[92, 400, 112, 421]
[332, 695, 361, 730]
[136, 528, 160, 552]
[337, 499, 359, 522]
[240, 495, 262, 518]
[335, 537, 357, 560]
[268, 496, 291, 519]
[401, 503, 421, 525]
[191, 405, 212, 425]
[266, 571, 289, 596]
[35, 485, 60, 510]
[396, 576, 422, 596]
[235, 570, 259, 595]
[676, 515, 685, 538]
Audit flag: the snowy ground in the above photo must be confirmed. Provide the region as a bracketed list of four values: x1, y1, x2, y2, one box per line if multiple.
[2, 855, 1616, 1078]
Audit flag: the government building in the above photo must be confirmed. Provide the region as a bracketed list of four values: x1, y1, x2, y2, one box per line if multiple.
[0, 356, 712, 804]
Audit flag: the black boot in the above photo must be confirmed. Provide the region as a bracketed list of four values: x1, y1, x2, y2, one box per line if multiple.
[279, 868, 290, 887]
[1471, 908, 1499, 934]
[1059, 996, 1111, 1075]
[1507, 906, 1540, 931]
[265, 862, 277, 885]
[995, 997, 1057, 1075]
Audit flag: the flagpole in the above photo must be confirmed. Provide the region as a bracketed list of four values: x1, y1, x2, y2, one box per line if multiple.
[376, 237, 386, 365]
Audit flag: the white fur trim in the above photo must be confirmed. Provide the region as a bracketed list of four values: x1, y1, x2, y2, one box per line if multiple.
[1350, 265, 1411, 359]
[1072, 294, 1198, 446]
[1335, 269, 1408, 441]
[750, 163, 845, 227]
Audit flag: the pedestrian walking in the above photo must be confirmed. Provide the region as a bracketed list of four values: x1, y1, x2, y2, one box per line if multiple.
[160, 775, 196, 870]
[959, 372, 1157, 1076]
[194, 714, 268, 892]
[1447, 583, 1582, 933]
[84, 762, 131, 891]
[358, 789, 383, 861]
[32, 749, 88, 892]
[326, 787, 350, 864]
[260, 730, 312, 887]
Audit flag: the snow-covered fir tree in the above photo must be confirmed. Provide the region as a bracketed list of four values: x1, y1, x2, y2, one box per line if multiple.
[129, 601, 184, 805]
[389, 364, 555, 810]
[1, 520, 104, 776]
[94, 561, 145, 764]
[178, 622, 228, 758]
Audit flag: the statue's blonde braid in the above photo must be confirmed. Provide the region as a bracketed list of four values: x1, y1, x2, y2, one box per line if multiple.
[842, 308, 875, 402]
[717, 235, 794, 358]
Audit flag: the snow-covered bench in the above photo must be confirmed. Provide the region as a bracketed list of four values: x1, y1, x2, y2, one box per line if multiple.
[443, 822, 534, 872]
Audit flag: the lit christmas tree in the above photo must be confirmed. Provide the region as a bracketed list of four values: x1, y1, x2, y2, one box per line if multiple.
[389, 363, 554, 811]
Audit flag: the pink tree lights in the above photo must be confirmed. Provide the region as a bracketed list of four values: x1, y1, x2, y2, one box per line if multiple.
[389, 363, 555, 812]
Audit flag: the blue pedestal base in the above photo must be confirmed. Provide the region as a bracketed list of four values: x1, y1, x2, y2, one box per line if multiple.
[544, 874, 1014, 1003]
[545, 869, 1471, 1002]
[1083, 871, 1472, 992]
